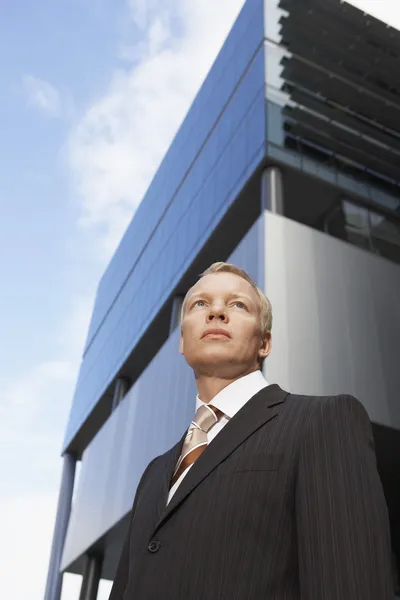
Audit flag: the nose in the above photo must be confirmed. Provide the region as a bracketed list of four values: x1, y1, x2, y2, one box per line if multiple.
[206, 301, 228, 323]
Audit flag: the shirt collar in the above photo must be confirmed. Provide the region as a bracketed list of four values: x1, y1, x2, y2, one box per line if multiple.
[195, 370, 269, 419]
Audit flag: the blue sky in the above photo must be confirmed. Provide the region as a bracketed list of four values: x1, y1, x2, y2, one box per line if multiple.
[0, 1, 121, 379]
[1, 1, 399, 599]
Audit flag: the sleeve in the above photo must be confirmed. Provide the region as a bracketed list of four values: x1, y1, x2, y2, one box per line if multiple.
[295, 395, 394, 600]
[108, 457, 158, 600]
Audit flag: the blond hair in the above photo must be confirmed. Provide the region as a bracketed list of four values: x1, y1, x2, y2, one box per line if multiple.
[181, 262, 272, 335]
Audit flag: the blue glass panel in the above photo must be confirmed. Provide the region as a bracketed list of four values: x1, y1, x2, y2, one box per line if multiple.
[63, 3, 267, 448]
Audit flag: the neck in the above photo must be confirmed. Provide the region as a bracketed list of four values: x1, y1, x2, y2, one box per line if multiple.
[195, 366, 259, 404]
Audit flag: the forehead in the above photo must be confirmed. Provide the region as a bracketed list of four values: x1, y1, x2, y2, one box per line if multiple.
[188, 272, 257, 300]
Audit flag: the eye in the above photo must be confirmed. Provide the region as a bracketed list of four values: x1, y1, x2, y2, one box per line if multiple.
[234, 301, 246, 309]
[194, 299, 206, 307]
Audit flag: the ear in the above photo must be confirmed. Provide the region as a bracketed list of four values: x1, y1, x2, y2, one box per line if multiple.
[179, 335, 184, 355]
[259, 332, 272, 359]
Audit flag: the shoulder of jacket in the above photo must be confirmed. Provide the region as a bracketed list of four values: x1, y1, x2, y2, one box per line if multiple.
[285, 391, 365, 415]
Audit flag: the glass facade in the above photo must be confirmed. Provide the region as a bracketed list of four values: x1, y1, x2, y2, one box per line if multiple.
[322, 199, 400, 263]
[264, 1, 400, 210]
[63, 0, 267, 448]
[63, 0, 400, 451]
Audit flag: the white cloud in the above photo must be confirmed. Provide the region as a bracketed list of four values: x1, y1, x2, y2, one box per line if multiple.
[22, 75, 62, 118]
[0, 297, 93, 600]
[68, 0, 246, 257]
[0, 295, 92, 465]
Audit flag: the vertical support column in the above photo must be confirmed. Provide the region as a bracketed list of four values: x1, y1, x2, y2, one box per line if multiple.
[78, 554, 103, 600]
[260, 167, 284, 382]
[261, 166, 284, 215]
[111, 376, 130, 413]
[169, 296, 184, 335]
[44, 453, 76, 600]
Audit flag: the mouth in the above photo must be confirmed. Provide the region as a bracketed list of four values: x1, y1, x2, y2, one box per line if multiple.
[201, 329, 231, 339]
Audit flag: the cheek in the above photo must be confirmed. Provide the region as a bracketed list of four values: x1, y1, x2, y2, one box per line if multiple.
[236, 324, 262, 348]
[181, 325, 200, 352]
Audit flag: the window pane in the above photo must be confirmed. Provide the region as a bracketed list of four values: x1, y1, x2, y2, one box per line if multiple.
[370, 211, 400, 263]
[343, 200, 371, 250]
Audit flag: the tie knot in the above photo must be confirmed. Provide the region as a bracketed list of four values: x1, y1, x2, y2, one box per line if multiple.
[192, 404, 223, 433]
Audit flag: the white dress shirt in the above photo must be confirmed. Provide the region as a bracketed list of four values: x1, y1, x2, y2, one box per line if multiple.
[167, 370, 269, 504]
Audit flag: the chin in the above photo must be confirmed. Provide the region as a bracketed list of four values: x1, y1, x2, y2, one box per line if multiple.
[186, 350, 236, 372]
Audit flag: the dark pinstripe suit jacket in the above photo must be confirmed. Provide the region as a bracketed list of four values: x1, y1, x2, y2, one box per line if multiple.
[109, 384, 394, 599]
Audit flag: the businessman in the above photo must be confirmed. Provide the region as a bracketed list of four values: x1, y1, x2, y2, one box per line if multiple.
[109, 262, 393, 599]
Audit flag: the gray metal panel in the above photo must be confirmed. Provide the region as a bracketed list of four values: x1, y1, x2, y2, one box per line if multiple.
[263, 211, 400, 429]
[61, 326, 194, 570]
[61, 219, 263, 570]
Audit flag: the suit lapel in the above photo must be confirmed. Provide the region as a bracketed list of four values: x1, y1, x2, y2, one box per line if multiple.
[151, 384, 289, 536]
[152, 431, 186, 525]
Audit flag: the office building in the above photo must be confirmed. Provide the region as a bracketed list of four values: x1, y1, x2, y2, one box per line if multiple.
[44, 0, 400, 597]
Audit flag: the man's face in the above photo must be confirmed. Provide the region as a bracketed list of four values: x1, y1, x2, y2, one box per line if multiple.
[179, 272, 271, 378]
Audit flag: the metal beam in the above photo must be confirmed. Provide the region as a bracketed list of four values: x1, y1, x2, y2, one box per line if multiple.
[43, 453, 76, 600]
[78, 554, 103, 600]
[170, 296, 184, 335]
[261, 167, 284, 215]
[111, 376, 130, 412]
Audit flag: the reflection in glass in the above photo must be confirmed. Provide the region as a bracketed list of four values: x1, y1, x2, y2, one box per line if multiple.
[264, 0, 400, 215]
[369, 210, 400, 263]
[324, 198, 400, 265]
[342, 201, 372, 251]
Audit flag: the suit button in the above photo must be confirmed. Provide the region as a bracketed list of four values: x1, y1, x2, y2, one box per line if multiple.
[148, 540, 161, 553]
